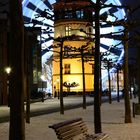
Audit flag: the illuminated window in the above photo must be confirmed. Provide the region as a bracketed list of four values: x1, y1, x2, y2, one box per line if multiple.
[64, 64, 70, 74]
[65, 26, 71, 36]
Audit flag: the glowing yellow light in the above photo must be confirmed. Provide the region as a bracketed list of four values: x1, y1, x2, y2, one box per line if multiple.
[5, 67, 11, 74]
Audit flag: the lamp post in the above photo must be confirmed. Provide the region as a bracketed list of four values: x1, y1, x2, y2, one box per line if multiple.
[5, 67, 11, 107]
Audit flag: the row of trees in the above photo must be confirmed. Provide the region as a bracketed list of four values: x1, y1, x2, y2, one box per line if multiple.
[42, 0, 140, 134]
[41, 0, 140, 133]
[6, 0, 140, 140]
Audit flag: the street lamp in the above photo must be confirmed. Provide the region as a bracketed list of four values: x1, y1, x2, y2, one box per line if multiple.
[5, 66, 11, 107]
[5, 67, 12, 75]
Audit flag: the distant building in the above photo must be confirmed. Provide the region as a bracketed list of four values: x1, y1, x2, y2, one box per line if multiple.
[24, 27, 42, 98]
[52, 0, 95, 96]
[0, 19, 9, 105]
[0, 23, 42, 105]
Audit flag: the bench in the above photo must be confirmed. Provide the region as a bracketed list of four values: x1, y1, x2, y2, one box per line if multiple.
[49, 118, 108, 140]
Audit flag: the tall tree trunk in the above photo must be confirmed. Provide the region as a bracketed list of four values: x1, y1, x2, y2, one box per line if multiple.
[138, 47, 140, 103]
[60, 39, 64, 114]
[116, 68, 120, 102]
[81, 48, 86, 109]
[108, 61, 112, 104]
[124, 28, 132, 123]
[99, 58, 102, 105]
[9, 0, 25, 139]
[94, 0, 102, 133]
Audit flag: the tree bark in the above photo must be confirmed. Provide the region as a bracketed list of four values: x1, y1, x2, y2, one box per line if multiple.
[94, 0, 102, 133]
[124, 28, 132, 123]
[9, 0, 25, 139]
[60, 39, 64, 114]
[116, 68, 120, 102]
[107, 61, 112, 104]
[81, 47, 86, 109]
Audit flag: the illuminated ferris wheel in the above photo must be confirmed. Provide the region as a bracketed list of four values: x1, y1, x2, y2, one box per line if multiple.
[22, 0, 126, 91]
[22, 0, 125, 63]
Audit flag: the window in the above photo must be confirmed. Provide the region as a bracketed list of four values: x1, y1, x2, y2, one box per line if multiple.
[87, 27, 92, 37]
[64, 46, 70, 56]
[64, 64, 71, 74]
[76, 10, 84, 19]
[64, 8, 73, 19]
[65, 26, 71, 36]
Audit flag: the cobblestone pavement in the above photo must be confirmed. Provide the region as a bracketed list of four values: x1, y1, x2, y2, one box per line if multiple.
[0, 96, 140, 140]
